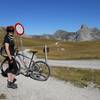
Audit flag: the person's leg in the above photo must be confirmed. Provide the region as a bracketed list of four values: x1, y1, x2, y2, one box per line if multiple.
[12, 74, 16, 83]
[8, 59, 17, 82]
[11, 59, 18, 83]
[7, 73, 13, 82]
[7, 73, 17, 89]
[7, 61, 17, 89]
[7, 73, 15, 82]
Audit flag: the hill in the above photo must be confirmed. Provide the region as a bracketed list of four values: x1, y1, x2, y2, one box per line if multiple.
[53, 25, 100, 41]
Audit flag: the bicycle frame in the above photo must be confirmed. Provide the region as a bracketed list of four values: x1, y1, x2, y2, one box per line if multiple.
[15, 52, 36, 70]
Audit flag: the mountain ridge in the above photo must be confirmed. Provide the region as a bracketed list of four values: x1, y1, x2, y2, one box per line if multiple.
[0, 25, 100, 41]
[52, 25, 100, 41]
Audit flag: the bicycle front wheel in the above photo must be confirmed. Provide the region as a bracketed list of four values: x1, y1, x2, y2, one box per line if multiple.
[30, 61, 50, 81]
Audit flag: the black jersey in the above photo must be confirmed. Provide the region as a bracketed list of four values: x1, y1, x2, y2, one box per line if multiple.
[4, 35, 15, 55]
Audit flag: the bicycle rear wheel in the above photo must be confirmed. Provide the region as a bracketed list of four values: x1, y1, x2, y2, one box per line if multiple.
[1, 59, 21, 76]
[30, 61, 50, 81]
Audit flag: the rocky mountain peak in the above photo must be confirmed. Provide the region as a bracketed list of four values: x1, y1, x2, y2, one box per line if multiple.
[80, 24, 89, 30]
[53, 25, 100, 41]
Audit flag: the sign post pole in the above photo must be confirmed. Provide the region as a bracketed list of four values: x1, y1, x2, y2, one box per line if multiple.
[45, 45, 48, 63]
[15, 23, 24, 58]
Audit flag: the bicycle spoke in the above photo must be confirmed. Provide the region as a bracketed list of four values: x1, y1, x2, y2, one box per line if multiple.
[30, 61, 50, 81]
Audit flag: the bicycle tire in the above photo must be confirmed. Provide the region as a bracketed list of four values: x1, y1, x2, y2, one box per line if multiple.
[30, 61, 50, 81]
[0, 58, 21, 76]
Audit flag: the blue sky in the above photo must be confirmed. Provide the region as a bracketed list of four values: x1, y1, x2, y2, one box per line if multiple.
[0, 0, 100, 35]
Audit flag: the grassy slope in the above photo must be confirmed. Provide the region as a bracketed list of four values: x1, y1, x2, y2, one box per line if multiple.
[1, 29, 100, 59]
[51, 67, 100, 88]
[20, 38, 100, 60]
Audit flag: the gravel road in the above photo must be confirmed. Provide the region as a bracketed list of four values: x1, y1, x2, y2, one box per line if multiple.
[47, 59, 100, 69]
[0, 75, 100, 100]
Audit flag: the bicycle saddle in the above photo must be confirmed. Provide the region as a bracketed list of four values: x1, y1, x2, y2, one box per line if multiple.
[31, 51, 38, 54]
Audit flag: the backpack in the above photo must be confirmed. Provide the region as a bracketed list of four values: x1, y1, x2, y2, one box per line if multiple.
[0, 46, 4, 55]
[0, 45, 7, 57]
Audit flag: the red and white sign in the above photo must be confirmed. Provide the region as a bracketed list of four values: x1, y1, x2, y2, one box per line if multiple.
[15, 23, 24, 35]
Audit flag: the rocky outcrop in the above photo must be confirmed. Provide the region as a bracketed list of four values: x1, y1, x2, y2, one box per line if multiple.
[53, 25, 100, 41]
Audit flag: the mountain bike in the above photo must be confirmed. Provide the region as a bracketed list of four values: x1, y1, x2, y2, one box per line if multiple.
[0, 50, 50, 81]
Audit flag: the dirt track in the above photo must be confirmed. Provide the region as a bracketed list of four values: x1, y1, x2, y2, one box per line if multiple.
[0, 75, 100, 100]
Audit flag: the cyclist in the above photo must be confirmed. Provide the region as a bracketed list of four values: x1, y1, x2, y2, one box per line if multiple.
[2, 26, 18, 89]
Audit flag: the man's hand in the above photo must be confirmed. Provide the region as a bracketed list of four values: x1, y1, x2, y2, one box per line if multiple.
[9, 58, 13, 63]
